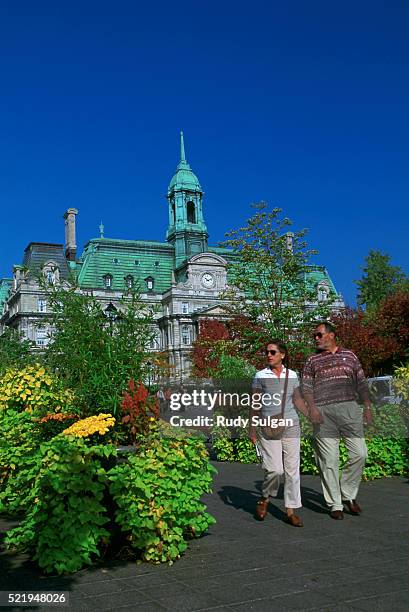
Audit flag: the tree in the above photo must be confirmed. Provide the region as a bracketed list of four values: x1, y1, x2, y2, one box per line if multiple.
[355, 250, 408, 314]
[374, 291, 409, 362]
[0, 328, 34, 376]
[191, 319, 231, 377]
[43, 285, 156, 417]
[219, 202, 334, 363]
[331, 308, 398, 376]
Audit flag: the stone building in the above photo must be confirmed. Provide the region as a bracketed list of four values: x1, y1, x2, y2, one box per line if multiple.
[0, 133, 344, 379]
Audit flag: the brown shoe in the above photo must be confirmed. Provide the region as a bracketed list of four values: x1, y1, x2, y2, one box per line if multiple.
[343, 499, 362, 515]
[284, 514, 303, 527]
[330, 510, 344, 520]
[255, 497, 269, 520]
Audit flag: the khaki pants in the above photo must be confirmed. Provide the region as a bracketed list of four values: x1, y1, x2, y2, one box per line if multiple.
[257, 425, 302, 509]
[314, 401, 368, 512]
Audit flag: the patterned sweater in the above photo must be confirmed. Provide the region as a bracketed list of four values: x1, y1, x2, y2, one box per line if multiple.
[301, 348, 370, 407]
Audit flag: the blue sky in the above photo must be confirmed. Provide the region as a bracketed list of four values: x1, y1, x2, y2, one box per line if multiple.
[0, 0, 408, 305]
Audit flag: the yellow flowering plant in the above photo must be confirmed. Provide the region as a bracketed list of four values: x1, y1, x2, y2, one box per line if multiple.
[394, 364, 409, 401]
[0, 364, 74, 416]
[63, 413, 116, 438]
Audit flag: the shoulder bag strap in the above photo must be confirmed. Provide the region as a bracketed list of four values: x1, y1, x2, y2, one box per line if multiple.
[280, 368, 290, 418]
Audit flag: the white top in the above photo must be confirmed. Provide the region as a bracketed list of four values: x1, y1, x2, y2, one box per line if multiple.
[252, 366, 299, 423]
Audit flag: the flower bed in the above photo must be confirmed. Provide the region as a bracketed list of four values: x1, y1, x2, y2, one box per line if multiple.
[0, 366, 216, 574]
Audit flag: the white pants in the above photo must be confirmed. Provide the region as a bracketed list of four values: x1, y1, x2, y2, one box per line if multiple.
[257, 426, 302, 509]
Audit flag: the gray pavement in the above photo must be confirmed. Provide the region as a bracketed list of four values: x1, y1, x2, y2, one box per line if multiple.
[1, 462, 408, 611]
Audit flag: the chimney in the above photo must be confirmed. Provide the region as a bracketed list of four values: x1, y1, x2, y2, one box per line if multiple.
[63, 208, 78, 261]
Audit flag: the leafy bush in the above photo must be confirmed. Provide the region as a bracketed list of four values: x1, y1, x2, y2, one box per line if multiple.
[6, 436, 117, 574]
[364, 438, 408, 479]
[109, 437, 216, 564]
[394, 364, 409, 401]
[43, 287, 155, 417]
[209, 354, 256, 380]
[0, 409, 44, 514]
[213, 437, 235, 461]
[235, 438, 258, 463]
[299, 437, 319, 475]
[62, 413, 116, 438]
[0, 364, 74, 416]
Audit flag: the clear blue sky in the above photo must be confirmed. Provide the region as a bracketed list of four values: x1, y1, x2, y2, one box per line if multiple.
[1, 0, 408, 305]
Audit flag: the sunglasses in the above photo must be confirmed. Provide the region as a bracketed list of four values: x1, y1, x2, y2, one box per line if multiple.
[266, 349, 281, 356]
[314, 332, 326, 338]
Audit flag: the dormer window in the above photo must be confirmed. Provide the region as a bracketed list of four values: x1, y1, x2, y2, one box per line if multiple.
[145, 276, 154, 291]
[187, 201, 196, 223]
[103, 274, 113, 289]
[317, 282, 330, 302]
[155, 261, 160, 267]
[113, 258, 119, 265]
[43, 262, 59, 285]
[135, 260, 139, 266]
[125, 275, 134, 289]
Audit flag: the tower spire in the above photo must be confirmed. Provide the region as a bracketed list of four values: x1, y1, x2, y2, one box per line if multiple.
[180, 130, 186, 163]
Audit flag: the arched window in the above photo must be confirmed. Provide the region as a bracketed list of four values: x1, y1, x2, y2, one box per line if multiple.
[145, 276, 154, 291]
[103, 274, 113, 289]
[187, 201, 196, 223]
[171, 202, 176, 225]
[125, 275, 134, 289]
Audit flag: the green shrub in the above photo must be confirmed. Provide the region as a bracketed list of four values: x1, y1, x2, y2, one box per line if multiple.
[6, 436, 117, 574]
[299, 437, 319, 475]
[0, 409, 44, 514]
[364, 437, 408, 479]
[109, 437, 216, 564]
[235, 429, 258, 463]
[43, 287, 155, 417]
[213, 437, 235, 461]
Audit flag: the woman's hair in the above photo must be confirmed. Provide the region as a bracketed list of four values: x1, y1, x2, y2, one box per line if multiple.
[265, 340, 289, 366]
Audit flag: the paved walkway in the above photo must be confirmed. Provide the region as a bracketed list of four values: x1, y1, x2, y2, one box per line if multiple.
[1, 462, 408, 611]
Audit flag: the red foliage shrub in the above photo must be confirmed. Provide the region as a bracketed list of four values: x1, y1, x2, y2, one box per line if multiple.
[374, 291, 409, 357]
[121, 380, 159, 442]
[331, 308, 399, 376]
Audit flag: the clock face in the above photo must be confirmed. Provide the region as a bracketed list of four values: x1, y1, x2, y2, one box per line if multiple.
[202, 272, 215, 288]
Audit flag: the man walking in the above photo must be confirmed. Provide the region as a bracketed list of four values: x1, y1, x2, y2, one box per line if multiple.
[302, 322, 373, 520]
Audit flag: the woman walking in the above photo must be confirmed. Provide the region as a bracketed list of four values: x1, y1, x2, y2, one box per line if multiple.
[249, 340, 308, 526]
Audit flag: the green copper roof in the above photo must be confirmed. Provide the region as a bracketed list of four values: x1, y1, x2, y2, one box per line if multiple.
[304, 265, 338, 294]
[77, 238, 175, 293]
[168, 131, 202, 194]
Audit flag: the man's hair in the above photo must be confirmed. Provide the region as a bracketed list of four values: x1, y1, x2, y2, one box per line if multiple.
[315, 321, 336, 336]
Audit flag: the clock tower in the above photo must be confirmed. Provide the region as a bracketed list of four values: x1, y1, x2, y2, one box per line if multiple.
[166, 132, 209, 268]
